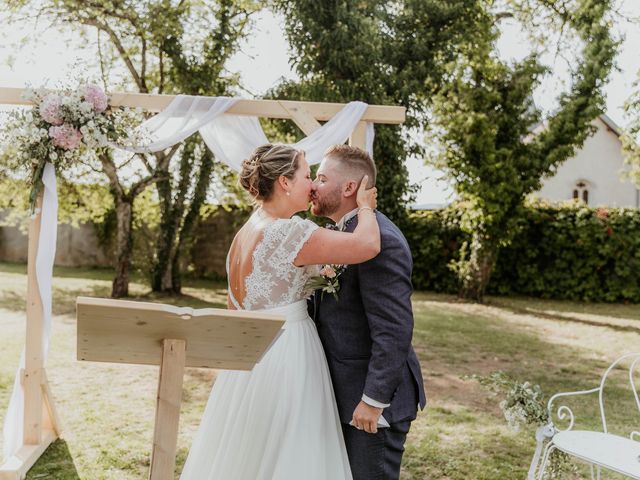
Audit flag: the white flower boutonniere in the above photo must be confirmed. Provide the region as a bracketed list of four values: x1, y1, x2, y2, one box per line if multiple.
[306, 264, 347, 300]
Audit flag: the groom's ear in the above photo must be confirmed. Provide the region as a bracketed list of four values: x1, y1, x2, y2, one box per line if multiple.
[342, 180, 358, 198]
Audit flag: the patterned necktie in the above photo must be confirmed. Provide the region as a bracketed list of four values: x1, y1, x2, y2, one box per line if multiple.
[342, 215, 357, 232]
[325, 223, 340, 231]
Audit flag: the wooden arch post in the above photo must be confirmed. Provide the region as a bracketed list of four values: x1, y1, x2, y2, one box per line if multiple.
[0, 87, 405, 479]
[0, 193, 62, 480]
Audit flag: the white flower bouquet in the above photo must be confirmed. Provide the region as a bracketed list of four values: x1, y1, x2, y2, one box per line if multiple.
[1, 84, 138, 211]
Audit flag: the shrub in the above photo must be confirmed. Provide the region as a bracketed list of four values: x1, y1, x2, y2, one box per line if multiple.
[407, 203, 640, 302]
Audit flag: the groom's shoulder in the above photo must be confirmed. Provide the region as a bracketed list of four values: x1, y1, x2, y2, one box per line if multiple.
[375, 211, 397, 233]
[376, 211, 412, 262]
[376, 211, 408, 246]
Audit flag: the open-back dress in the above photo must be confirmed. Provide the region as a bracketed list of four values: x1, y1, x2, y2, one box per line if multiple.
[179, 216, 353, 480]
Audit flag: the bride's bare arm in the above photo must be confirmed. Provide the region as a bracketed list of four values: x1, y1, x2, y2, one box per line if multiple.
[227, 295, 236, 310]
[294, 176, 380, 266]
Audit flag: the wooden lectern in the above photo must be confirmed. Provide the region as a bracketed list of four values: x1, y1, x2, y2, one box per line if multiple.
[76, 296, 285, 480]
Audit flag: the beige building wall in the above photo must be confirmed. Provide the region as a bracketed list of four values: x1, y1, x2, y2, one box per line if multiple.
[535, 117, 640, 207]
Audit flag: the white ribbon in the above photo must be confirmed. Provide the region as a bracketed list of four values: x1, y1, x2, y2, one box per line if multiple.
[528, 423, 556, 480]
[3, 163, 57, 459]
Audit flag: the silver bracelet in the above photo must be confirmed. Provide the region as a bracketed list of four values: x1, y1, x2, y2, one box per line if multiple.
[358, 207, 374, 214]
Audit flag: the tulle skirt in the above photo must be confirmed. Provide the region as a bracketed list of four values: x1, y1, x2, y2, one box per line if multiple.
[179, 300, 353, 480]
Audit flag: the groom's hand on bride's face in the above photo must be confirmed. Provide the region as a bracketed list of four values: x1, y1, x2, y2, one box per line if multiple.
[352, 401, 383, 434]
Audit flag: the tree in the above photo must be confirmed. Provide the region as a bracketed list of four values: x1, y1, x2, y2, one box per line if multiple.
[0, 174, 114, 231]
[622, 78, 640, 187]
[2, 0, 255, 296]
[271, 0, 485, 224]
[428, 0, 617, 301]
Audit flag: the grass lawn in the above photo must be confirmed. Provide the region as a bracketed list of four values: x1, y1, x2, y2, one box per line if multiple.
[0, 262, 638, 479]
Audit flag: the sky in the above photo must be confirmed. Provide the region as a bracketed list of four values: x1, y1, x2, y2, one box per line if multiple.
[1, 5, 639, 205]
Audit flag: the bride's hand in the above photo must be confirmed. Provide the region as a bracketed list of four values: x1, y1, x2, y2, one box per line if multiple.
[356, 175, 377, 210]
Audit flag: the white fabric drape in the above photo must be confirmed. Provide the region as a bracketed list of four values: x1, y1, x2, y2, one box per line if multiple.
[2, 95, 375, 459]
[118, 95, 374, 169]
[116, 96, 239, 154]
[3, 163, 57, 459]
[200, 100, 373, 170]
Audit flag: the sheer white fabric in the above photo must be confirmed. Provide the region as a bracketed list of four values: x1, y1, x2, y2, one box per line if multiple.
[3, 163, 57, 458]
[114, 95, 374, 169]
[200, 113, 269, 171]
[201, 99, 374, 168]
[114, 96, 238, 153]
[180, 218, 352, 480]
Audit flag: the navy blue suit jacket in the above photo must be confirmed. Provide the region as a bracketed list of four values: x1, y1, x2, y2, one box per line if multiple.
[311, 211, 426, 424]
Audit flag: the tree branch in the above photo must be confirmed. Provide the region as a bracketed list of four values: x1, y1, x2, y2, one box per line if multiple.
[159, 48, 165, 94]
[141, 34, 147, 85]
[98, 152, 124, 199]
[155, 144, 182, 172]
[136, 153, 153, 174]
[79, 16, 147, 92]
[130, 173, 160, 198]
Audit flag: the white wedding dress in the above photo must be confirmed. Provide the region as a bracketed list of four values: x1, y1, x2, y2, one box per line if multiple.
[180, 216, 353, 480]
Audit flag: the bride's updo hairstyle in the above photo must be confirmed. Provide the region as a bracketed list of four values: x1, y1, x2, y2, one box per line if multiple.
[240, 144, 301, 201]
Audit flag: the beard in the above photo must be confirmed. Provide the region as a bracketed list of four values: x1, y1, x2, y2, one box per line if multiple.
[312, 185, 342, 217]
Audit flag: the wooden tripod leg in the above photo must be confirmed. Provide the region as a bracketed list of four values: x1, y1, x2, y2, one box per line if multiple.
[41, 370, 61, 436]
[149, 339, 186, 480]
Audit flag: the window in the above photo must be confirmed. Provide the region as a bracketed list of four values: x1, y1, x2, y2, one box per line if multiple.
[573, 181, 590, 205]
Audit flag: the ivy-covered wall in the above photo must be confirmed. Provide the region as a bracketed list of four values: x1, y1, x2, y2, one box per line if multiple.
[406, 204, 640, 302]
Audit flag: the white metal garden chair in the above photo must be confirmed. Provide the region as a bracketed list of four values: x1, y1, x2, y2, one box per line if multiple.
[528, 353, 640, 479]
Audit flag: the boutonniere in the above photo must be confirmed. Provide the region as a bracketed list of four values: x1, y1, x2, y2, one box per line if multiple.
[306, 264, 347, 300]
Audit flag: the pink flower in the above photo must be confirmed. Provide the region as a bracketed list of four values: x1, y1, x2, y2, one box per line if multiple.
[49, 124, 83, 150]
[320, 265, 337, 278]
[83, 84, 108, 113]
[39, 94, 64, 125]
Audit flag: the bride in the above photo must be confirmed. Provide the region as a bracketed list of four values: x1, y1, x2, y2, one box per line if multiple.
[179, 143, 380, 480]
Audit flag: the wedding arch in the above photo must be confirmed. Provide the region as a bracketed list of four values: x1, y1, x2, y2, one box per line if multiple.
[0, 86, 405, 479]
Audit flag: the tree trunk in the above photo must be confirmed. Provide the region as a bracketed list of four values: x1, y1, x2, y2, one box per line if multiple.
[459, 232, 497, 302]
[151, 169, 183, 294]
[112, 198, 134, 298]
[173, 148, 215, 293]
[150, 174, 177, 293]
[151, 141, 213, 295]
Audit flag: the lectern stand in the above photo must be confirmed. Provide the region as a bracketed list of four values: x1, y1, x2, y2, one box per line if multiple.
[76, 296, 285, 480]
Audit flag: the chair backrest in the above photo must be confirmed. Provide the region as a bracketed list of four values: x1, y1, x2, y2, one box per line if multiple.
[598, 352, 640, 434]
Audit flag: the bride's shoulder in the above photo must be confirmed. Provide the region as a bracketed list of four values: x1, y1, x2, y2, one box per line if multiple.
[288, 215, 319, 231]
[264, 216, 318, 240]
[267, 215, 316, 228]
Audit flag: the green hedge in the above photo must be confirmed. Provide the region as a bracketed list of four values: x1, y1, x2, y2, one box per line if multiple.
[406, 204, 640, 302]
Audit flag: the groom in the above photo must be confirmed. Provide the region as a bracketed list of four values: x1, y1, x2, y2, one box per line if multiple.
[309, 145, 426, 480]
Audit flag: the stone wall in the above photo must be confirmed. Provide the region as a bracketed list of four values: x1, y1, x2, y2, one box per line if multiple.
[0, 209, 244, 277]
[0, 221, 112, 267]
[187, 209, 244, 278]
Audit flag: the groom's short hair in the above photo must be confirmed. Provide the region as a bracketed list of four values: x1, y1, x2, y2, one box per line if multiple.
[324, 145, 377, 188]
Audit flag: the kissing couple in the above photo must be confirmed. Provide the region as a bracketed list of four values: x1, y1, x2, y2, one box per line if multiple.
[180, 144, 426, 480]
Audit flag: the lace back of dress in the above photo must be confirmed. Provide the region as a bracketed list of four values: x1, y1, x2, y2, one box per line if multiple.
[236, 217, 319, 311]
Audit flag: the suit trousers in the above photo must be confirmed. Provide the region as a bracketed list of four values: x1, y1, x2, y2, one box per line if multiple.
[341, 419, 412, 480]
